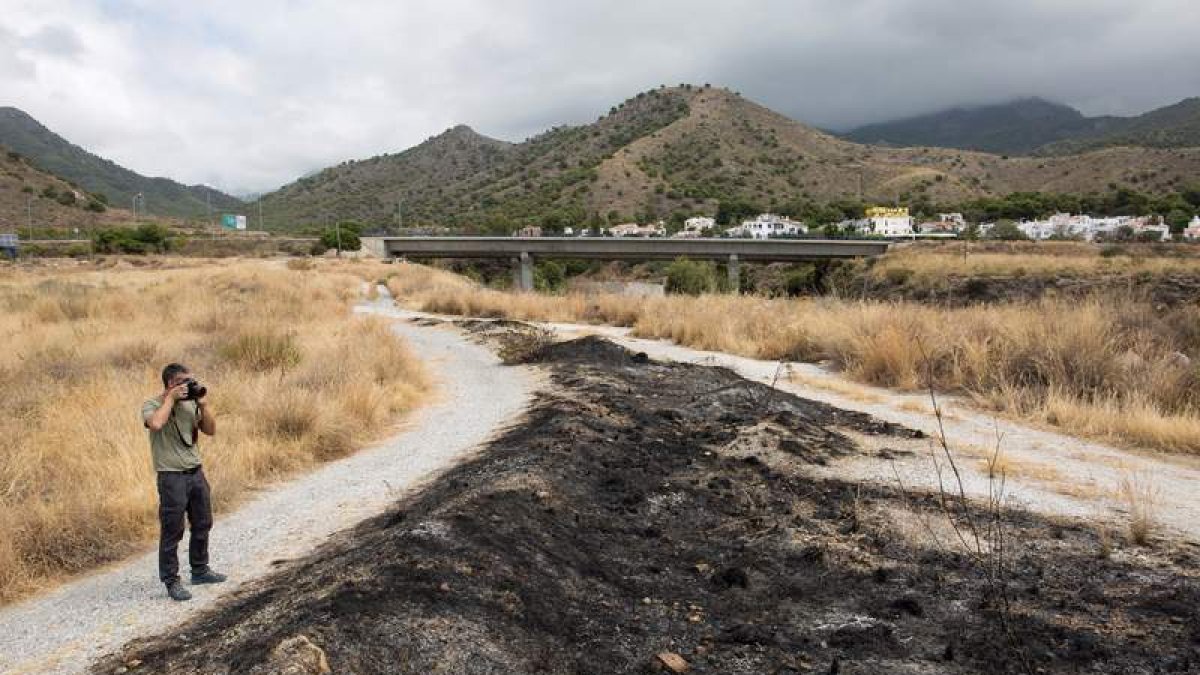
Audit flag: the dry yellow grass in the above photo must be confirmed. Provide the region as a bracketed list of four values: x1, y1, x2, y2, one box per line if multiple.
[873, 243, 1200, 282]
[384, 262, 1200, 455]
[0, 260, 429, 603]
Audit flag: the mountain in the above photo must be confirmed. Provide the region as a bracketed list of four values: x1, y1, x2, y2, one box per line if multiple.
[0, 145, 135, 232]
[841, 98, 1089, 154]
[1036, 97, 1200, 155]
[256, 86, 1200, 231]
[842, 97, 1200, 156]
[0, 107, 243, 220]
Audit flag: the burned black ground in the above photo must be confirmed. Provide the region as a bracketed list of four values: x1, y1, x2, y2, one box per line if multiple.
[96, 334, 1200, 674]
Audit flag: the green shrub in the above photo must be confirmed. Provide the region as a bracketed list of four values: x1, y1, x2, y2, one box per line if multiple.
[534, 260, 566, 292]
[92, 224, 172, 254]
[665, 258, 718, 295]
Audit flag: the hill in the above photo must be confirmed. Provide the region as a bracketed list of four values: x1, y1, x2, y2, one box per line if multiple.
[256, 86, 1200, 231]
[0, 145, 139, 233]
[842, 97, 1200, 156]
[841, 98, 1089, 154]
[0, 107, 243, 220]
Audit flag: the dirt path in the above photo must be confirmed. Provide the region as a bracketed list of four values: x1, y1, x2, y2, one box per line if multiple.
[391, 306, 1200, 545]
[0, 297, 537, 675]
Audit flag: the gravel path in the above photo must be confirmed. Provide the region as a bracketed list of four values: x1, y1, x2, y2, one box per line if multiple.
[0, 294, 537, 675]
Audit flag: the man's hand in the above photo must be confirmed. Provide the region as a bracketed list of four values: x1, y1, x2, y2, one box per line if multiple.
[146, 383, 188, 431]
[197, 398, 216, 436]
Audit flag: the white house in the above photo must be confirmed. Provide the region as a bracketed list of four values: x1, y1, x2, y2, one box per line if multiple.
[675, 216, 716, 238]
[1184, 216, 1200, 240]
[608, 222, 665, 237]
[865, 207, 914, 236]
[725, 213, 806, 239]
[938, 213, 966, 227]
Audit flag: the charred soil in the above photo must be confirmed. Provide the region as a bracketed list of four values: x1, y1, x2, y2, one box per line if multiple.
[96, 332, 1200, 674]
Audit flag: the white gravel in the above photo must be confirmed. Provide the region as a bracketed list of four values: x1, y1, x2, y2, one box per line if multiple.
[0, 293, 537, 675]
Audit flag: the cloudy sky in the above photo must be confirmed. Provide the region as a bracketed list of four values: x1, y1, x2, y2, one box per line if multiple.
[3, 0, 1198, 195]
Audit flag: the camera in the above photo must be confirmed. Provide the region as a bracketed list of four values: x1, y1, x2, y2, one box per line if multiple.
[181, 378, 208, 401]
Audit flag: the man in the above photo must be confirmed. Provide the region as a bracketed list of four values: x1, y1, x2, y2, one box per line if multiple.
[142, 363, 226, 601]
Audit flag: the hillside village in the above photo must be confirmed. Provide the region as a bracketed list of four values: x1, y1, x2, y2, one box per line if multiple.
[516, 207, 1200, 242]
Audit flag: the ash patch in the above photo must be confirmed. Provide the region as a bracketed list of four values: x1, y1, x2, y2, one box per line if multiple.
[96, 337, 1200, 675]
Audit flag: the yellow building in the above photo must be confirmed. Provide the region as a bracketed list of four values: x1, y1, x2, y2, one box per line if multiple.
[865, 206, 910, 218]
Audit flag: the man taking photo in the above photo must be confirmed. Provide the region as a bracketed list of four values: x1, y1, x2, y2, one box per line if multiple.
[142, 363, 226, 601]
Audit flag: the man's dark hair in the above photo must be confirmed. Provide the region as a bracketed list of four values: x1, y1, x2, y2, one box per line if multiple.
[161, 363, 189, 388]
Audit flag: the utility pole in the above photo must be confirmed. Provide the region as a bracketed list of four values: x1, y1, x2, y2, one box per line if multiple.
[27, 194, 33, 240]
[335, 218, 342, 256]
[258, 200, 264, 231]
[206, 188, 212, 228]
[396, 198, 403, 233]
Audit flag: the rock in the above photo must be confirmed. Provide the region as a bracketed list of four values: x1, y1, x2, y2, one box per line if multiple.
[265, 635, 331, 675]
[439, 582, 451, 592]
[655, 652, 690, 673]
[1167, 351, 1192, 369]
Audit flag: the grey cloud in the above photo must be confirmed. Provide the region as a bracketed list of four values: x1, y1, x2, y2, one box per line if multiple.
[24, 24, 85, 60]
[3, 0, 1199, 194]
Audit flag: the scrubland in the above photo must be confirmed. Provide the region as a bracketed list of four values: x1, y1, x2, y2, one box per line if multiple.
[0, 259, 428, 603]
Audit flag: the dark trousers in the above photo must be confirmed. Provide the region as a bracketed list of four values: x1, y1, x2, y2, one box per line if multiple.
[157, 468, 213, 584]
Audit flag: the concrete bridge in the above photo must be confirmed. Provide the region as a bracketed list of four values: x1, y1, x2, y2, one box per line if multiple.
[364, 236, 890, 291]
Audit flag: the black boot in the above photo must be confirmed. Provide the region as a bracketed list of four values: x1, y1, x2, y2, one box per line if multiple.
[191, 568, 227, 584]
[166, 581, 192, 601]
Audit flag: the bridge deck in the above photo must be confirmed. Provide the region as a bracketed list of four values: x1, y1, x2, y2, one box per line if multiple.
[369, 237, 889, 262]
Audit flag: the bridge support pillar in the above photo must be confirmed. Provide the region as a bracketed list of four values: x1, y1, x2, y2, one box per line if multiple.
[513, 252, 534, 292]
[727, 254, 740, 294]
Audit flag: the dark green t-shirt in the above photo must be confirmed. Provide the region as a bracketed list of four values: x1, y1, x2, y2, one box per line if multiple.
[141, 397, 202, 472]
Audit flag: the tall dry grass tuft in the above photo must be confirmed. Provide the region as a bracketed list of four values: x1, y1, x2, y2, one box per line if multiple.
[0, 261, 429, 604]
[384, 262, 1200, 455]
[1117, 473, 1160, 546]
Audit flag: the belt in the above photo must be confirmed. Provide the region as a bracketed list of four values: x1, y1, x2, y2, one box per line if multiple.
[160, 465, 202, 475]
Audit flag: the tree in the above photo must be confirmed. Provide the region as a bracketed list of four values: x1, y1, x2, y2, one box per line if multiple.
[987, 220, 1027, 241]
[319, 223, 361, 252]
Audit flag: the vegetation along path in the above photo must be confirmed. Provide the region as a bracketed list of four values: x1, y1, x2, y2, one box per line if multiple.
[0, 295, 537, 674]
